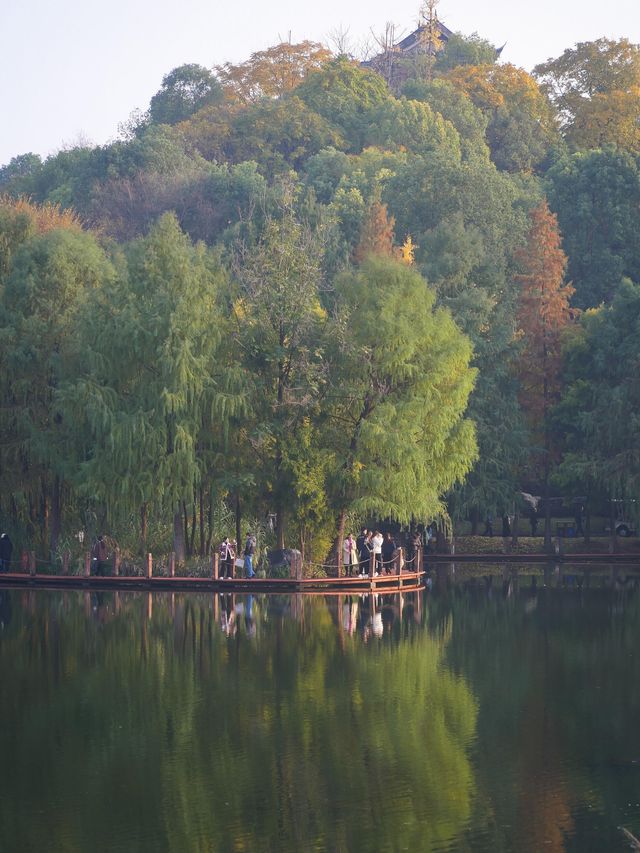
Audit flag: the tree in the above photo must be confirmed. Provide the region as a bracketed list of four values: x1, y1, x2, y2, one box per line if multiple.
[434, 32, 499, 73]
[533, 38, 640, 131]
[148, 64, 224, 125]
[446, 64, 558, 172]
[366, 96, 461, 159]
[514, 200, 574, 547]
[401, 78, 490, 162]
[0, 211, 112, 554]
[0, 153, 43, 195]
[324, 256, 477, 552]
[556, 278, 640, 505]
[565, 86, 640, 154]
[216, 41, 333, 103]
[58, 214, 230, 556]
[296, 58, 390, 152]
[546, 148, 640, 308]
[233, 204, 328, 549]
[223, 96, 344, 175]
[352, 196, 395, 263]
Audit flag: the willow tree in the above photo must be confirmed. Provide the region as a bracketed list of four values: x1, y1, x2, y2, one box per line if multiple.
[0, 205, 111, 555]
[325, 256, 478, 553]
[233, 206, 328, 549]
[59, 213, 232, 558]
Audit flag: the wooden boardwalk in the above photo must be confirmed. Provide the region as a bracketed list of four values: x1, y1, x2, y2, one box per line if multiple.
[0, 569, 426, 595]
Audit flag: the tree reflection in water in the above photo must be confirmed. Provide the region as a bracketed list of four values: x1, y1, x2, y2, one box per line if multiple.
[0, 589, 478, 853]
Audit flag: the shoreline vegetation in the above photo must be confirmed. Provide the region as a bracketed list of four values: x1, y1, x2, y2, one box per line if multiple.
[2, 19, 640, 569]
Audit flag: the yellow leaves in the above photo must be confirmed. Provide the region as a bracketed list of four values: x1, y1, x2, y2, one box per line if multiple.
[0, 195, 83, 234]
[568, 86, 640, 153]
[398, 235, 416, 265]
[216, 41, 333, 104]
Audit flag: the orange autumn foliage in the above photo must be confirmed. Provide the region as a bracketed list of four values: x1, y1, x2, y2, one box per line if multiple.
[515, 200, 574, 434]
[0, 195, 82, 234]
[353, 199, 395, 264]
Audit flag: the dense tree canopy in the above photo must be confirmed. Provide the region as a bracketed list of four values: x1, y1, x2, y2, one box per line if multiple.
[1, 25, 640, 559]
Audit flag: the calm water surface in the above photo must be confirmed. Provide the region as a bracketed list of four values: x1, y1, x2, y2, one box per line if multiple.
[1, 564, 640, 852]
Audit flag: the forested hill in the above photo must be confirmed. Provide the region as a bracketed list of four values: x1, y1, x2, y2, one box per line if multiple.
[1, 30, 640, 559]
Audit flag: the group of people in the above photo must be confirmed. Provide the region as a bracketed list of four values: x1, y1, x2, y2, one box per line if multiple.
[219, 533, 257, 579]
[342, 529, 407, 576]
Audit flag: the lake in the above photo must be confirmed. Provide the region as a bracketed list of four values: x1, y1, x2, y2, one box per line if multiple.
[1, 563, 639, 852]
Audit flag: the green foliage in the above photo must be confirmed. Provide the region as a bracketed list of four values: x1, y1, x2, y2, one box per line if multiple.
[556, 279, 640, 496]
[296, 58, 390, 152]
[546, 148, 640, 308]
[148, 64, 224, 125]
[435, 32, 499, 72]
[325, 256, 478, 523]
[401, 78, 490, 162]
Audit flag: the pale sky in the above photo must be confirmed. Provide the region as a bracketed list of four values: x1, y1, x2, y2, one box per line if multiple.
[1, 0, 639, 166]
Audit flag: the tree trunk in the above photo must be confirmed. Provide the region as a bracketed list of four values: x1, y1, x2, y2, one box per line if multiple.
[189, 501, 196, 558]
[585, 500, 591, 546]
[182, 501, 190, 557]
[276, 508, 285, 550]
[609, 499, 617, 554]
[173, 510, 186, 563]
[140, 503, 148, 553]
[206, 485, 214, 556]
[41, 479, 49, 553]
[235, 494, 242, 549]
[50, 475, 62, 559]
[543, 469, 552, 553]
[199, 486, 205, 557]
[511, 507, 519, 548]
[333, 509, 346, 577]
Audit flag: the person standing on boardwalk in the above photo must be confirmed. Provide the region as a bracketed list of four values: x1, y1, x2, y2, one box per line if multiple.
[219, 537, 234, 579]
[357, 529, 372, 572]
[0, 534, 13, 572]
[243, 532, 256, 578]
[501, 514, 511, 537]
[342, 533, 358, 577]
[381, 532, 396, 574]
[483, 513, 493, 537]
[371, 530, 383, 574]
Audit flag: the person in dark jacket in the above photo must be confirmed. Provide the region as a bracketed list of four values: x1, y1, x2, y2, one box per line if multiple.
[243, 533, 256, 578]
[381, 532, 396, 574]
[501, 515, 511, 537]
[0, 534, 13, 572]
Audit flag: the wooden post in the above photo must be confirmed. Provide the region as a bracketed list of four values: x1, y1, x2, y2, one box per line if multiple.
[29, 551, 36, 577]
[169, 552, 176, 578]
[84, 551, 91, 577]
[369, 550, 375, 580]
[396, 547, 403, 576]
[146, 553, 153, 579]
[211, 551, 219, 580]
[62, 550, 70, 575]
[113, 547, 121, 577]
[415, 545, 422, 575]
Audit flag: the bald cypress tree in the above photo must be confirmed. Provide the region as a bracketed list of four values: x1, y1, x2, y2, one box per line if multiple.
[325, 256, 477, 555]
[515, 200, 574, 547]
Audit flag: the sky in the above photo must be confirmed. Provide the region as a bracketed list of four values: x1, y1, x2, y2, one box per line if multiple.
[1, 0, 639, 166]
